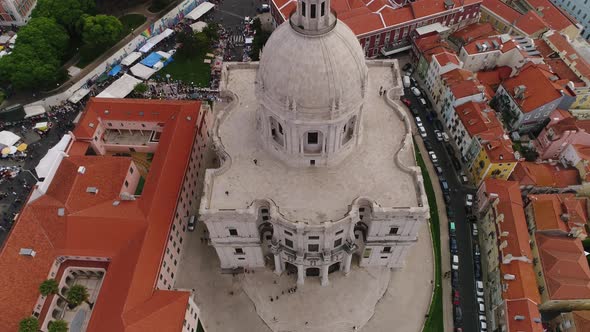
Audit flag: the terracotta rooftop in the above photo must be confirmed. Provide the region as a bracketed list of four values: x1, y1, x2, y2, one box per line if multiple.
[434, 51, 460, 67]
[505, 299, 543, 332]
[501, 63, 564, 113]
[449, 78, 486, 99]
[524, 0, 577, 31]
[534, 39, 554, 58]
[476, 66, 512, 94]
[479, 131, 517, 163]
[544, 31, 590, 82]
[0, 98, 202, 331]
[572, 311, 590, 332]
[463, 36, 517, 55]
[451, 22, 499, 44]
[455, 101, 503, 137]
[274, 0, 482, 36]
[514, 10, 548, 35]
[528, 194, 588, 235]
[442, 68, 476, 85]
[481, 0, 520, 25]
[483, 180, 540, 303]
[510, 162, 580, 188]
[535, 233, 590, 301]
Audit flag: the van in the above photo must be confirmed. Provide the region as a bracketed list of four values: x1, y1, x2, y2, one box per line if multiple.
[403, 75, 411, 88]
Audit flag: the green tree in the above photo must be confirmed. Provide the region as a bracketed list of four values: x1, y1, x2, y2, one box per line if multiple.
[17, 17, 68, 58]
[250, 18, 270, 61]
[18, 317, 39, 332]
[47, 320, 68, 332]
[33, 0, 96, 34]
[39, 279, 70, 304]
[66, 284, 93, 308]
[134, 82, 148, 94]
[176, 31, 209, 59]
[82, 15, 123, 50]
[202, 24, 218, 41]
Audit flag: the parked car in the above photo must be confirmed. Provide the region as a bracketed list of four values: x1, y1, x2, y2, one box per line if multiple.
[428, 151, 438, 164]
[459, 171, 469, 184]
[419, 98, 427, 107]
[453, 290, 460, 305]
[449, 221, 456, 235]
[454, 306, 463, 325]
[424, 140, 433, 152]
[257, 3, 270, 12]
[474, 243, 481, 257]
[410, 77, 417, 86]
[443, 192, 451, 204]
[435, 166, 443, 176]
[451, 270, 459, 288]
[478, 301, 486, 314]
[474, 259, 482, 279]
[472, 223, 479, 237]
[415, 116, 422, 125]
[402, 63, 413, 72]
[411, 86, 421, 96]
[434, 130, 443, 142]
[401, 96, 411, 106]
[440, 179, 450, 192]
[442, 132, 450, 143]
[480, 320, 487, 332]
[476, 280, 484, 297]
[403, 75, 411, 88]
[450, 237, 458, 254]
[452, 255, 459, 270]
[446, 206, 455, 218]
[466, 194, 474, 208]
[187, 215, 196, 232]
[410, 106, 419, 116]
[445, 144, 455, 157]
[418, 125, 427, 138]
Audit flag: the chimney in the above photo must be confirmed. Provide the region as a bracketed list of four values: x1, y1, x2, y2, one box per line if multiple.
[19, 248, 36, 257]
[77, 166, 86, 174]
[514, 315, 526, 321]
[504, 273, 516, 280]
[86, 187, 99, 194]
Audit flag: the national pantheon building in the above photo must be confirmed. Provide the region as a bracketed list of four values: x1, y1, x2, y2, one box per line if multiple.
[199, 0, 429, 285]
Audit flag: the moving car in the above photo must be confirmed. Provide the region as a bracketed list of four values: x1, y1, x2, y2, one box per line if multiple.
[459, 171, 469, 184]
[411, 86, 421, 96]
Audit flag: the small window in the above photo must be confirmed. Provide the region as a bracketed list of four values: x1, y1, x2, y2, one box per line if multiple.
[129, 167, 134, 174]
[309, 236, 320, 240]
[285, 239, 293, 248]
[235, 248, 244, 254]
[321, 2, 325, 16]
[383, 246, 392, 253]
[308, 132, 318, 144]
[336, 230, 343, 235]
[284, 230, 293, 236]
[334, 238, 342, 247]
[238, 257, 246, 260]
[310, 160, 316, 166]
[229, 229, 238, 236]
[308, 244, 319, 252]
[389, 227, 399, 235]
[124, 180, 129, 187]
[302, 1, 306, 16]
[311, 3, 316, 18]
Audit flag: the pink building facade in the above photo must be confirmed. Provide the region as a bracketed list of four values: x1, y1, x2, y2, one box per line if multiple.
[534, 110, 590, 160]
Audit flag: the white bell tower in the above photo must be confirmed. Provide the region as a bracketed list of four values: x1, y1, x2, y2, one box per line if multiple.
[291, 0, 337, 35]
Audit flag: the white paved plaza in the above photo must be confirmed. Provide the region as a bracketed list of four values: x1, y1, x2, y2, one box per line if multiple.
[175, 215, 433, 332]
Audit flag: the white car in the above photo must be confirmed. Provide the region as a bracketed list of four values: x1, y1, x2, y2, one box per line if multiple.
[476, 281, 484, 297]
[442, 132, 450, 142]
[418, 125, 427, 138]
[472, 223, 479, 237]
[480, 320, 487, 332]
[415, 116, 422, 125]
[419, 97, 427, 106]
[452, 255, 459, 270]
[411, 87, 421, 96]
[434, 130, 443, 142]
[478, 302, 486, 313]
[466, 194, 474, 207]
[428, 151, 438, 164]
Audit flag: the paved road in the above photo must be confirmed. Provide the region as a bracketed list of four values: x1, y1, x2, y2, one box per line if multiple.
[403, 85, 479, 332]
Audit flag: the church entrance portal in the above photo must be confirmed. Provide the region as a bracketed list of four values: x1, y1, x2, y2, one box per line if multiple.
[328, 262, 340, 274]
[306, 267, 320, 277]
[285, 262, 297, 274]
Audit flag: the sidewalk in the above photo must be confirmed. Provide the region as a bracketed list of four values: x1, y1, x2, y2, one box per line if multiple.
[411, 118, 453, 332]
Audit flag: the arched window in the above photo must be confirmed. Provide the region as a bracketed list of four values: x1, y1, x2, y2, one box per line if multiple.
[321, 2, 325, 16]
[303, 130, 323, 154]
[342, 116, 356, 145]
[270, 117, 285, 147]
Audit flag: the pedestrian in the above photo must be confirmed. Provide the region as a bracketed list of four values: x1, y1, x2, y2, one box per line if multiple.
[225, 191, 229, 195]
[253, 159, 258, 165]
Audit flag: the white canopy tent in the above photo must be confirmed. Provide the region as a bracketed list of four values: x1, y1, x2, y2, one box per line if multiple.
[67, 88, 90, 104]
[29, 134, 72, 203]
[121, 51, 142, 66]
[185, 2, 215, 20]
[139, 28, 174, 53]
[0, 35, 10, 44]
[130, 63, 157, 80]
[190, 21, 208, 32]
[24, 105, 46, 119]
[8, 34, 16, 45]
[156, 50, 172, 59]
[96, 74, 142, 98]
[0, 131, 20, 147]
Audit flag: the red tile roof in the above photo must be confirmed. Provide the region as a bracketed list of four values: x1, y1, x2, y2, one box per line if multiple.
[510, 162, 581, 188]
[479, 131, 517, 162]
[0, 98, 202, 332]
[536, 233, 590, 300]
[451, 22, 499, 44]
[274, 0, 483, 35]
[434, 51, 460, 67]
[524, 0, 577, 31]
[455, 101, 503, 137]
[483, 180, 540, 303]
[463, 37, 517, 55]
[450, 79, 485, 99]
[514, 10, 548, 35]
[545, 32, 590, 81]
[501, 63, 564, 113]
[505, 299, 543, 332]
[572, 311, 590, 332]
[481, 0, 520, 24]
[476, 66, 512, 92]
[528, 194, 588, 235]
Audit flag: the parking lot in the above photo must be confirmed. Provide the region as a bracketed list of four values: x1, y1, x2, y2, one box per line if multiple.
[400, 64, 483, 332]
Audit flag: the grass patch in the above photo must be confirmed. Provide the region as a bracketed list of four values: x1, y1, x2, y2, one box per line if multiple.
[415, 143, 443, 332]
[158, 50, 211, 87]
[135, 176, 146, 196]
[120, 14, 146, 36]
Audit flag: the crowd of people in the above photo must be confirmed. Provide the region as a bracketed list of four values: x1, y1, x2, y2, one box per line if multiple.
[140, 80, 221, 102]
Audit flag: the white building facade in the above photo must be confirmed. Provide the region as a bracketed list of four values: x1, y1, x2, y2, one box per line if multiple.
[200, 0, 428, 286]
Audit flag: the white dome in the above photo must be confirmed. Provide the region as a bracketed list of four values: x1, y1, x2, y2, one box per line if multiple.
[256, 20, 368, 118]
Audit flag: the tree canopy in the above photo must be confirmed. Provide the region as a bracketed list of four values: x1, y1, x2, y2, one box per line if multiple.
[82, 15, 123, 50]
[66, 284, 91, 307]
[33, 0, 96, 33]
[47, 319, 69, 332]
[39, 278, 60, 297]
[18, 317, 39, 332]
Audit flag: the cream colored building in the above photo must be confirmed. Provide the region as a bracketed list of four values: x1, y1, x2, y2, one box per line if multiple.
[199, 0, 429, 285]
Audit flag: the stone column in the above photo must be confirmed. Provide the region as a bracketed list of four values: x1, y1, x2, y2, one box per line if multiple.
[274, 254, 282, 275]
[321, 264, 330, 286]
[297, 264, 305, 285]
[343, 253, 353, 275]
